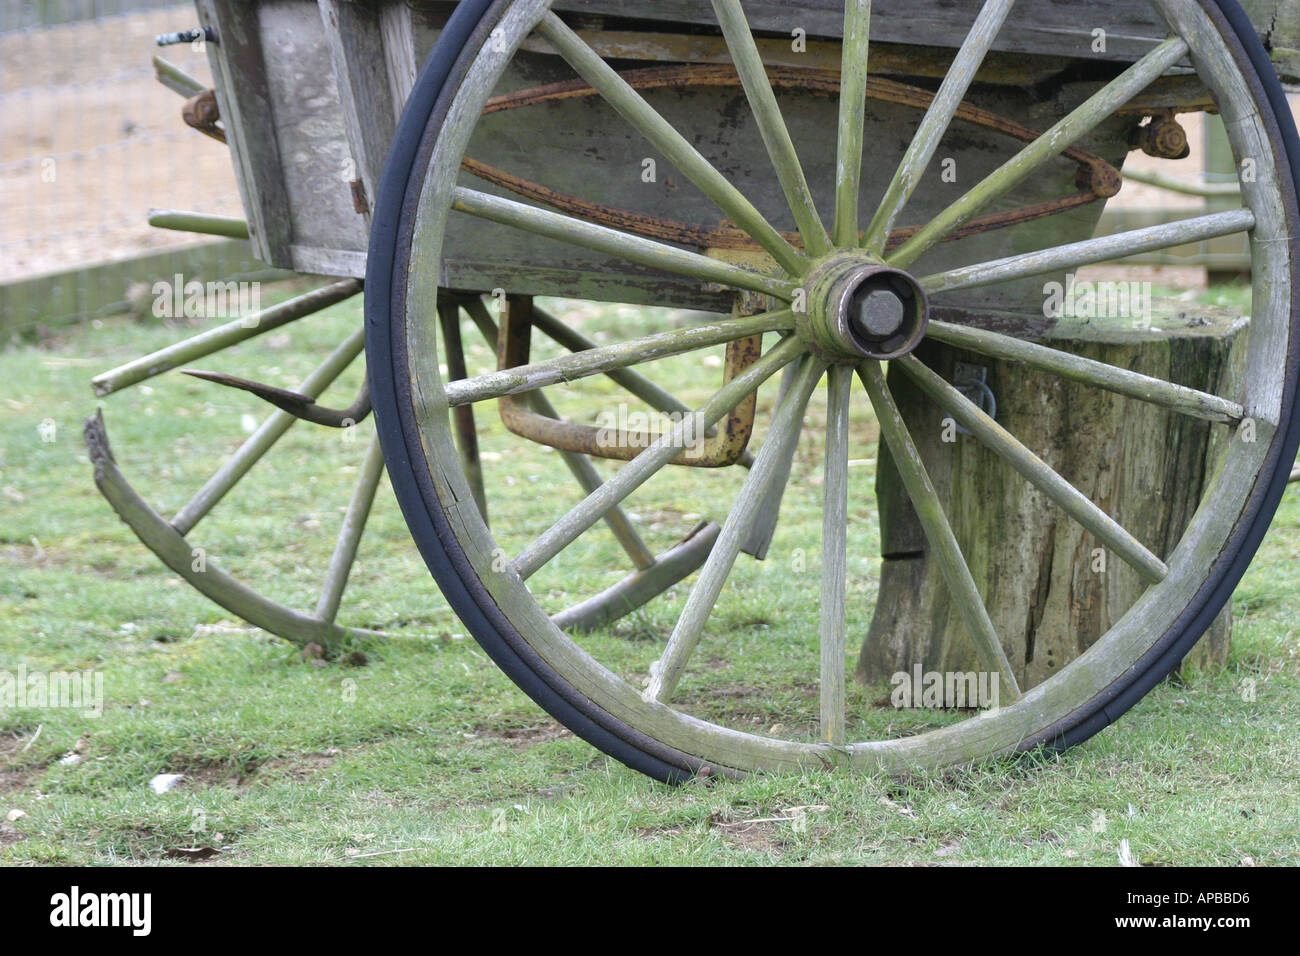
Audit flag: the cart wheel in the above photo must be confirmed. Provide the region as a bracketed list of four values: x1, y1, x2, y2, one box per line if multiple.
[85, 279, 402, 652]
[368, 0, 1300, 778]
[85, 278, 707, 647]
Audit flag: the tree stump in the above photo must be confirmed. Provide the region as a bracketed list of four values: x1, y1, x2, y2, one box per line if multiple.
[857, 300, 1249, 693]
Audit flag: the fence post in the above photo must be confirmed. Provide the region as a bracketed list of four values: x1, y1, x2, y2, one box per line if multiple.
[1205, 115, 1250, 285]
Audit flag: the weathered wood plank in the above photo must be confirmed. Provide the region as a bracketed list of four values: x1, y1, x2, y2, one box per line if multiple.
[198, 0, 294, 265]
[541, 0, 1297, 78]
[318, 0, 402, 223]
[256, 1, 370, 258]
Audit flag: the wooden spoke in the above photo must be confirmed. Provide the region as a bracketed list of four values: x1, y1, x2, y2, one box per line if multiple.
[858, 361, 1021, 699]
[921, 208, 1256, 294]
[527, 387, 658, 577]
[820, 365, 853, 745]
[316, 433, 386, 624]
[832, 0, 873, 247]
[529, 305, 691, 417]
[925, 320, 1244, 424]
[470, 296, 685, 415]
[860, 0, 1016, 253]
[91, 279, 362, 398]
[889, 36, 1189, 269]
[438, 301, 488, 522]
[455, 297, 655, 575]
[711, 0, 830, 256]
[741, 361, 804, 558]
[896, 355, 1169, 584]
[171, 327, 366, 536]
[514, 336, 805, 581]
[442, 303, 791, 407]
[647, 355, 826, 703]
[535, 12, 807, 276]
[452, 187, 795, 299]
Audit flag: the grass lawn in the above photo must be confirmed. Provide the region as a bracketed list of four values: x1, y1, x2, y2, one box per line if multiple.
[1, 284, 1298, 866]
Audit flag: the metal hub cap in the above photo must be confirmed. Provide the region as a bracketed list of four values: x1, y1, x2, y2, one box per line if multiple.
[796, 253, 930, 361]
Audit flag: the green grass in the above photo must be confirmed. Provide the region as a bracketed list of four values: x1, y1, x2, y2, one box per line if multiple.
[1, 285, 1298, 865]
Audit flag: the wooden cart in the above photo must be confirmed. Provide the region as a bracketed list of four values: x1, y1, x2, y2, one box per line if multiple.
[88, 0, 1300, 780]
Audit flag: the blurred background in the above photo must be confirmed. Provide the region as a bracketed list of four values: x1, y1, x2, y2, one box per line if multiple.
[1, 1, 269, 339]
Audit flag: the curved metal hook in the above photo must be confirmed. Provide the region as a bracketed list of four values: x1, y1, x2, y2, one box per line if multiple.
[181, 368, 371, 427]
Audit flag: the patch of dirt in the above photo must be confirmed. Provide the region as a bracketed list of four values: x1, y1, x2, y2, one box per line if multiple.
[470, 722, 572, 752]
[144, 747, 346, 791]
[0, 824, 28, 847]
[709, 814, 787, 856]
[248, 748, 343, 783]
[0, 732, 41, 795]
[176, 763, 248, 790]
[0, 767, 37, 795]
[118, 823, 232, 864]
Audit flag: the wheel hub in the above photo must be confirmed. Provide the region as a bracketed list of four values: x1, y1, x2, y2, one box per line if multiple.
[796, 252, 929, 362]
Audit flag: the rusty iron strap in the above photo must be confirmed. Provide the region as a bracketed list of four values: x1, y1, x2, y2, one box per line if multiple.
[497, 294, 761, 468]
[462, 64, 1123, 253]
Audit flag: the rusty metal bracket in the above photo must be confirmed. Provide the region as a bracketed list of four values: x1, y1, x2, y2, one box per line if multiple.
[182, 88, 226, 143]
[496, 295, 760, 467]
[464, 64, 1123, 253]
[1128, 110, 1192, 159]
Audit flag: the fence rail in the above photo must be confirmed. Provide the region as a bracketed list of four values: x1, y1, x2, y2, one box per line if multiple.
[0, 0, 261, 339]
[0, 0, 184, 34]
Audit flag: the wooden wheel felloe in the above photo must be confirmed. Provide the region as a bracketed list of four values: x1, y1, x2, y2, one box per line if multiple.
[366, 0, 1300, 781]
[86, 280, 397, 653]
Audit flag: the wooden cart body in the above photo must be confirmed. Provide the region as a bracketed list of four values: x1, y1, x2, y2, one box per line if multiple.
[195, 0, 1297, 312]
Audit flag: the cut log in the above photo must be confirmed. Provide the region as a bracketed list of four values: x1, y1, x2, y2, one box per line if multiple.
[857, 299, 1248, 693]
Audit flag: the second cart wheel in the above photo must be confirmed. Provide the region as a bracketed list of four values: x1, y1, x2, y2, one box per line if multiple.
[368, 0, 1300, 779]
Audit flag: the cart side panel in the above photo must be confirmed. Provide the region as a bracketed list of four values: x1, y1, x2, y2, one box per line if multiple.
[257, 1, 371, 272]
